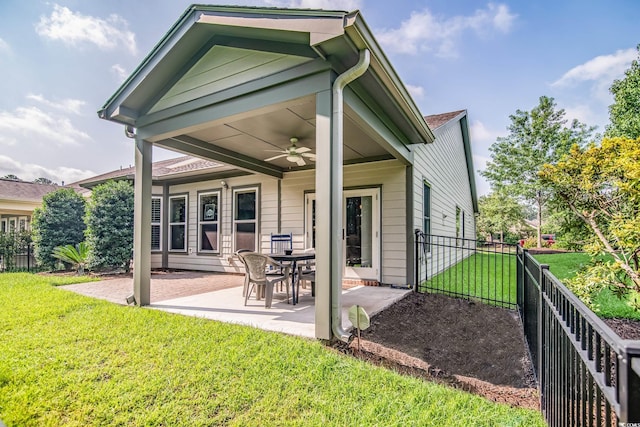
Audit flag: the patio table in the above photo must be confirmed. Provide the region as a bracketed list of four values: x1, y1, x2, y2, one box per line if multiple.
[268, 252, 315, 305]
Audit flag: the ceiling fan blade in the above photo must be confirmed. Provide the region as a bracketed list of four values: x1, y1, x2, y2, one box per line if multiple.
[295, 147, 311, 153]
[265, 149, 287, 153]
[301, 153, 316, 159]
[265, 154, 287, 161]
[295, 157, 306, 166]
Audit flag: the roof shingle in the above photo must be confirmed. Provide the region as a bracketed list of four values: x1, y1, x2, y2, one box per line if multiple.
[0, 179, 61, 202]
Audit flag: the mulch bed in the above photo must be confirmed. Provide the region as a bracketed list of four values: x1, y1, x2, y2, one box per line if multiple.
[333, 291, 640, 411]
[333, 292, 539, 410]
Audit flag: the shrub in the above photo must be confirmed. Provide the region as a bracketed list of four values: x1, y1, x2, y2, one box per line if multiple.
[0, 230, 32, 270]
[52, 242, 89, 275]
[85, 180, 134, 271]
[31, 188, 86, 269]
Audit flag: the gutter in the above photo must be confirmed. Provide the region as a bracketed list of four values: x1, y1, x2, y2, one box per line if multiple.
[331, 49, 370, 342]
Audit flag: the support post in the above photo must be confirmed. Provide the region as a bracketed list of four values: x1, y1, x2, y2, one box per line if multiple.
[314, 89, 333, 340]
[133, 136, 152, 306]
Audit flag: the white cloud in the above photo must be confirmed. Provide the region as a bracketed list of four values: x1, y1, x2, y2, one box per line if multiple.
[377, 3, 517, 57]
[0, 155, 95, 184]
[0, 106, 90, 146]
[111, 64, 128, 82]
[35, 4, 137, 55]
[267, 0, 361, 9]
[470, 120, 502, 144]
[552, 48, 636, 87]
[562, 104, 598, 127]
[26, 93, 86, 115]
[0, 37, 10, 54]
[406, 84, 425, 99]
[472, 154, 492, 196]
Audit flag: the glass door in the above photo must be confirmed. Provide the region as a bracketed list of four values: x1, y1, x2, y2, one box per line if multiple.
[304, 188, 380, 280]
[344, 189, 379, 280]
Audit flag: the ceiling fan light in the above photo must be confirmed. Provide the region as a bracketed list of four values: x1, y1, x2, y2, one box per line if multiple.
[286, 155, 299, 162]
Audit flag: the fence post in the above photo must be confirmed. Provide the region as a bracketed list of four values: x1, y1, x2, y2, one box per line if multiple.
[618, 347, 640, 423]
[538, 263, 549, 410]
[414, 229, 421, 292]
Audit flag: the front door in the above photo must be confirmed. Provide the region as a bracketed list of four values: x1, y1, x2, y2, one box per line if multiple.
[305, 188, 380, 281]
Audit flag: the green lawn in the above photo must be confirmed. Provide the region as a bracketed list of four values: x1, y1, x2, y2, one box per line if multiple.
[422, 252, 518, 308]
[534, 253, 640, 320]
[0, 273, 544, 426]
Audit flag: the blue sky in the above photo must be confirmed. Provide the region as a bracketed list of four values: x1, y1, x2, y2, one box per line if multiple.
[0, 1, 638, 195]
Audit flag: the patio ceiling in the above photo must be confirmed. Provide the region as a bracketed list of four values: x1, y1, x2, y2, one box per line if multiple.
[153, 95, 392, 172]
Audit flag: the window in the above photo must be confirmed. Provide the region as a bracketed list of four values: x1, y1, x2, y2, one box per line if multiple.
[18, 217, 27, 232]
[423, 181, 431, 235]
[1, 219, 6, 233]
[423, 181, 431, 253]
[169, 195, 187, 251]
[234, 188, 258, 252]
[198, 191, 220, 253]
[151, 196, 162, 251]
[8, 218, 16, 233]
[456, 206, 464, 239]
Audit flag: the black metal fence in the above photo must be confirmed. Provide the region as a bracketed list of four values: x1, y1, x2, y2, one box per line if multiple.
[415, 232, 640, 425]
[0, 233, 37, 272]
[519, 247, 640, 426]
[414, 231, 517, 309]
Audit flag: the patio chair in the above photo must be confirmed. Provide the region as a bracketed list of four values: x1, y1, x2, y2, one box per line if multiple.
[242, 252, 290, 308]
[270, 233, 292, 254]
[270, 233, 293, 292]
[296, 248, 316, 298]
[234, 249, 252, 297]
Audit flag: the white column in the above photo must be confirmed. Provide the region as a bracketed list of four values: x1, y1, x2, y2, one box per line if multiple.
[314, 89, 333, 340]
[133, 136, 152, 306]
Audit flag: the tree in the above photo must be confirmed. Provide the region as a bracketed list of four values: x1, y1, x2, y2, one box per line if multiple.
[31, 188, 86, 269]
[33, 177, 55, 185]
[482, 96, 595, 247]
[2, 174, 20, 181]
[476, 191, 525, 242]
[606, 45, 640, 139]
[85, 180, 134, 271]
[540, 137, 640, 310]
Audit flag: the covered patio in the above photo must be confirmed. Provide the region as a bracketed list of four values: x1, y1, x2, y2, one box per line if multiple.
[98, 5, 435, 341]
[61, 272, 410, 339]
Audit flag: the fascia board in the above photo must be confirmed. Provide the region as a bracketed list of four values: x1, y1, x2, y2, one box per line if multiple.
[342, 13, 435, 144]
[98, 6, 200, 121]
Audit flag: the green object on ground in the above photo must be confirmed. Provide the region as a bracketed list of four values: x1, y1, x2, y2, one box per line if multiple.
[0, 273, 544, 426]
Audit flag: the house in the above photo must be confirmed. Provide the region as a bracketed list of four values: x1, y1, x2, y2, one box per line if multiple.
[0, 179, 61, 234]
[97, 5, 478, 340]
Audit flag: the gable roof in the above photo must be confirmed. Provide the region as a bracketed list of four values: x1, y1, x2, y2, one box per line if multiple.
[424, 110, 466, 130]
[424, 110, 478, 213]
[72, 155, 245, 188]
[0, 179, 61, 203]
[98, 5, 435, 146]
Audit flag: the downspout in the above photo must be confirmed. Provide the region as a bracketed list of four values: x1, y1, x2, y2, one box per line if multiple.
[331, 49, 370, 342]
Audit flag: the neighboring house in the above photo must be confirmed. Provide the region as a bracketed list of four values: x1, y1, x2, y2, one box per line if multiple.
[0, 179, 61, 234]
[96, 5, 478, 340]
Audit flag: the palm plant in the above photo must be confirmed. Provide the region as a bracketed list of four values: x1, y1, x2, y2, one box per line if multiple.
[52, 242, 89, 275]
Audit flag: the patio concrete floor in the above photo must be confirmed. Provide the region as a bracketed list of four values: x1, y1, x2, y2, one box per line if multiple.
[62, 271, 411, 339]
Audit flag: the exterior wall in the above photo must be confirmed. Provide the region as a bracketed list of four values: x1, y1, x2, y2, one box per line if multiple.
[0, 200, 40, 233]
[159, 160, 408, 285]
[412, 117, 477, 281]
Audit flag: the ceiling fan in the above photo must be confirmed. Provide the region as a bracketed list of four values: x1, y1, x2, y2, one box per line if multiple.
[264, 137, 316, 166]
